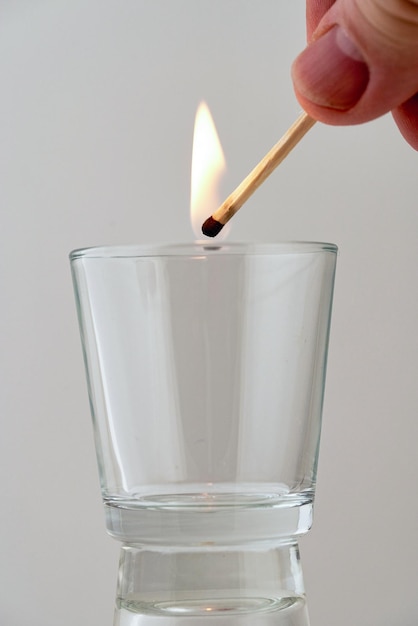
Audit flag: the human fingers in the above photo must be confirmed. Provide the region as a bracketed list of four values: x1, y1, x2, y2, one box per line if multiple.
[306, 0, 335, 41]
[292, 0, 418, 130]
[392, 93, 418, 150]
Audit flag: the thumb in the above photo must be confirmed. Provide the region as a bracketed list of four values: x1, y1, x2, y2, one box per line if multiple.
[292, 0, 418, 126]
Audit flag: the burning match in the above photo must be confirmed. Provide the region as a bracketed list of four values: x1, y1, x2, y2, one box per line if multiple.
[201, 111, 316, 237]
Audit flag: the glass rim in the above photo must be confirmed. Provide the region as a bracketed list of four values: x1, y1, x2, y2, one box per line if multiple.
[69, 241, 338, 261]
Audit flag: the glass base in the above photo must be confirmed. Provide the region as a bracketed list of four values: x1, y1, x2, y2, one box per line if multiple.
[104, 490, 313, 546]
[114, 542, 310, 625]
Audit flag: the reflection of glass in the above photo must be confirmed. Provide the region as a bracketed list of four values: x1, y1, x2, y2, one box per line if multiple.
[70, 242, 337, 625]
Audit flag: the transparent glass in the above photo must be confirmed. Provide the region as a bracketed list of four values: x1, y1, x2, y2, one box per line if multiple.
[70, 241, 337, 625]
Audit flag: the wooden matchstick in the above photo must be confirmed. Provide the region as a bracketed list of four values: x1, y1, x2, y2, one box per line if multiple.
[201, 111, 316, 237]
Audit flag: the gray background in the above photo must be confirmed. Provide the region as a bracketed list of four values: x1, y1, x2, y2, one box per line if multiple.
[1, 1, 417, 625]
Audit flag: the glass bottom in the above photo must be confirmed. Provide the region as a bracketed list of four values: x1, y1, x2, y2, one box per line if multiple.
[104, 485, 313, 546]
[110, 487, 312, 625]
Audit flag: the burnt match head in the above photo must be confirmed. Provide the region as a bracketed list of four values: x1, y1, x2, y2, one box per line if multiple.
[201, 216, 225, 238]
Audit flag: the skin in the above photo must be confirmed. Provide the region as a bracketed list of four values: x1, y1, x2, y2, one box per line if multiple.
[292, 0, 418, 149]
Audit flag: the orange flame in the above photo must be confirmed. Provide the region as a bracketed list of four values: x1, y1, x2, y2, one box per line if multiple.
[190, 101, 227, 238]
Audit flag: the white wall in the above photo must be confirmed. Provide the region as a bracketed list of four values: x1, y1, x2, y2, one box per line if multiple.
[1, 2, 417, 625]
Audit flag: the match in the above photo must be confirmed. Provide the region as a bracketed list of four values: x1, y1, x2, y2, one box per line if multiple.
[201, 111, 316, 237]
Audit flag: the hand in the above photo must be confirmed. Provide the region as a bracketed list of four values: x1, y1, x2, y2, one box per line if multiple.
[291, 0, 418, 149]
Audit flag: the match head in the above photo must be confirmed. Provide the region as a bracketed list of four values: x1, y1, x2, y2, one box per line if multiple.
[201, 216, 225, 238]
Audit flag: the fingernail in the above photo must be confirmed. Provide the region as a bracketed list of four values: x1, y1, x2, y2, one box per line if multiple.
[292, 26, 369, 110]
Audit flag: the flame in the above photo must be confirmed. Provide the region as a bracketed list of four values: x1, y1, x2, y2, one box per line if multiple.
[190, 101, 227, 238]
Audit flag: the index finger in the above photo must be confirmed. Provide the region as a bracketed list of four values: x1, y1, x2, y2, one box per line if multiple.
[307, 0, 336, 40]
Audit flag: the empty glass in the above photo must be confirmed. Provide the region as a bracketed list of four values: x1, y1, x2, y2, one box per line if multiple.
[70, 242, 337, 625]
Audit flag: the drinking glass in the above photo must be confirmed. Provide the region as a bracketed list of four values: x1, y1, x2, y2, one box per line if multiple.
[70, 242, 337, 625]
